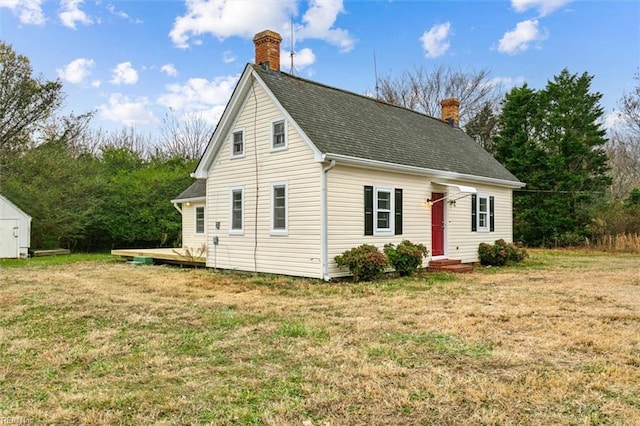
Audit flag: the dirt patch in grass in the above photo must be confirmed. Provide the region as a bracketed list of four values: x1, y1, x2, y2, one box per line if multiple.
[1, 250, 639, 424]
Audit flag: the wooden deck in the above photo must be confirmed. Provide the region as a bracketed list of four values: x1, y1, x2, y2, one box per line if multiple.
[111, 248, 206, 266]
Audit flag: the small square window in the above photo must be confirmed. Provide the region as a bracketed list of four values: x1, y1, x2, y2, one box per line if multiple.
[272, 120, 286, 149]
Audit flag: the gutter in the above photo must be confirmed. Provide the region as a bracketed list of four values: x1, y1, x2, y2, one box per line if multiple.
[321, 159, 336, 281]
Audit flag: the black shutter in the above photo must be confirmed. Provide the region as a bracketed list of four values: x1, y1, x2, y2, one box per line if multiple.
[364, 186, 373, 236]
[394, 188, 403, 235]
[471, 194, 477, 232]
[489, 196, 495, 232]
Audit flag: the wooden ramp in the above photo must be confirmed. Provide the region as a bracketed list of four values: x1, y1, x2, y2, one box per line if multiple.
[111, 248, 206, 266]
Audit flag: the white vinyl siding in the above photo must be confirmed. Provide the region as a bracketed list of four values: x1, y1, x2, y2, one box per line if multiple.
[327, 165, 516, 277]
[447, 185, 513, 262]
[204, 79, 322, 278]
[180, 202, 207, 252]
[327, 166, 429, 277]
[271, 119, 287, 150]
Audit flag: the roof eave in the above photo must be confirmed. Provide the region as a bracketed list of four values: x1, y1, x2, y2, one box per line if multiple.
[321, 153, 526, 189]
[170, 196, 206, 204]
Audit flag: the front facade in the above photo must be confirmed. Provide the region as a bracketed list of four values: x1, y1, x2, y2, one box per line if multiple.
[185, 30, 524, 280]
[0, 194, 31, 258]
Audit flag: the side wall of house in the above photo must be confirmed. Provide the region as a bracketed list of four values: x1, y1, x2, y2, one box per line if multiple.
[205, 80, 323, 278]
[0, 197, 31, 257]
[181, 202, 207, 254]
[446, 183, 513, 262]
[325, 165, 515, 278]
[326, 165, 431, 277]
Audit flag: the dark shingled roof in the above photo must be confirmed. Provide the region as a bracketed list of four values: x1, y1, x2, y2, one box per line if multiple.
[173, 179, 206, 201]
[253, 64, 520, 184]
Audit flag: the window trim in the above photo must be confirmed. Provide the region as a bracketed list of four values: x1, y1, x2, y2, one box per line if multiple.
[230, 128, 245, 158]
[374, 185, 394, 236]
[270, 181, 288, 235]
[229, 186, 244, 235]
[270, 118, 287, 151]
[476, 193, 490, 233]
[195, 205, 205, 235]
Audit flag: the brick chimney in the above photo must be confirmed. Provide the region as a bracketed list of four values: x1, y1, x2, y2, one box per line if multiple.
[440, 98, 460, 127]
[253, 30, 282, 72]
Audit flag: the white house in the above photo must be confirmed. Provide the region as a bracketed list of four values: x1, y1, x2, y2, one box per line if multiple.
[0, 194, 31, 258]
[178, 30, 524, 280]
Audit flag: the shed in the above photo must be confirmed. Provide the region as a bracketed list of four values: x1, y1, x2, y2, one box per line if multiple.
[0, 194, 31, 258]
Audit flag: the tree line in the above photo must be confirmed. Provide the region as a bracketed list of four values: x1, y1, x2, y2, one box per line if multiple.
[1, 40, 638, 251]
[0, 41, 210, 251]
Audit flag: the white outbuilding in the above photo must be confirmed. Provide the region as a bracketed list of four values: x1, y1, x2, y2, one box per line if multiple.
[0, 194, 31, 258]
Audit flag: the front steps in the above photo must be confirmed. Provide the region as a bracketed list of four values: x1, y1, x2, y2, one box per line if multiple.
[427, 259, 474, 273]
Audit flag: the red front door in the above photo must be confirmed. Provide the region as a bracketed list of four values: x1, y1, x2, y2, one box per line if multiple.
[431, 192, 445, 256]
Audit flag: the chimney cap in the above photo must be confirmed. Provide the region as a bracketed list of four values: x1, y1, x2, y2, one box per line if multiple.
[440, 98, 460, 107]
[253, 29, 282, 43]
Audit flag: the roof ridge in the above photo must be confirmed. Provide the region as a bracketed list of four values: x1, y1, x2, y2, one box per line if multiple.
[250, 63, 450, 127]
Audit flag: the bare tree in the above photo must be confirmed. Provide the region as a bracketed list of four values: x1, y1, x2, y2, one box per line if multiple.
[606, 71, 640, 201]
[158, 109, 212, 159]
[376, 65, 503, 127]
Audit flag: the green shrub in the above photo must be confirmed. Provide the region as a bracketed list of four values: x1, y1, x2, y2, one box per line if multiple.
[478, 239, 528, 266]
[334, 244, 387, 282]
[384, 240, 428, 276]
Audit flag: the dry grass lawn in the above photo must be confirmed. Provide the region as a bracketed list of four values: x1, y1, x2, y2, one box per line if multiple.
[1, 250, 639, 425]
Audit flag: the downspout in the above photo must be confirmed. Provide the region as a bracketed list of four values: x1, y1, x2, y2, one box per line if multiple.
[172, 202, 182, 214]
[321, 159, 336, 281]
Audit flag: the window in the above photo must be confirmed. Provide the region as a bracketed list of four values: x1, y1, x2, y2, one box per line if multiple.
[272, 119, 286, 149]
[472, 194, 494, 232]
[195, 206, 205, 234]
[230, 187, 243, 234]
[376, 188, 392, 233]
[232, 130, 244, 157]
[271, 182, 288, 235]
[364, 186, 402, 236]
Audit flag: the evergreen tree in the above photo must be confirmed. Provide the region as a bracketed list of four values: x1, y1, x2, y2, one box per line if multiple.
[494, 70, 611, 246]
[465, 101, 499, 152]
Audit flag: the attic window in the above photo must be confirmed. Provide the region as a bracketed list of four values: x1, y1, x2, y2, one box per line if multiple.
[232, 130, 244, 157]
[272, 119, 286, 150]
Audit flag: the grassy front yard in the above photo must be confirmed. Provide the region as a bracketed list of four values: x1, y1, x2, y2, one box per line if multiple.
[1, 250, 639, 424]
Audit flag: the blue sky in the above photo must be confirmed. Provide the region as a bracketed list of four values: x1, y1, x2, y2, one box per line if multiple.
[1, 0, 639, 135]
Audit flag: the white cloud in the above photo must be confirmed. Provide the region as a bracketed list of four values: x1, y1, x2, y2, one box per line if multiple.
[157, 75, 238, 125]
[107, 4, 143, 23]
[99, 93, 157, 126]
[280, 47, 316, 72]
[498, 19, 547, 55]
[296, 0, 355, 52]
[488, 75, 527, 89]
[169, 0, 354, 52]
[56, 58, 95, 84]
[169, 0, 296, 48]
[420, 22, 452, 58]
[511, 0, 572, 17]
[110, 62, 139, 85]
[59, 0, 93, 29]
[0, 0, 45, 25]
[223, 50, 236, 64]
[90, 80, 101, 88]
[161, 63, 178, 77]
